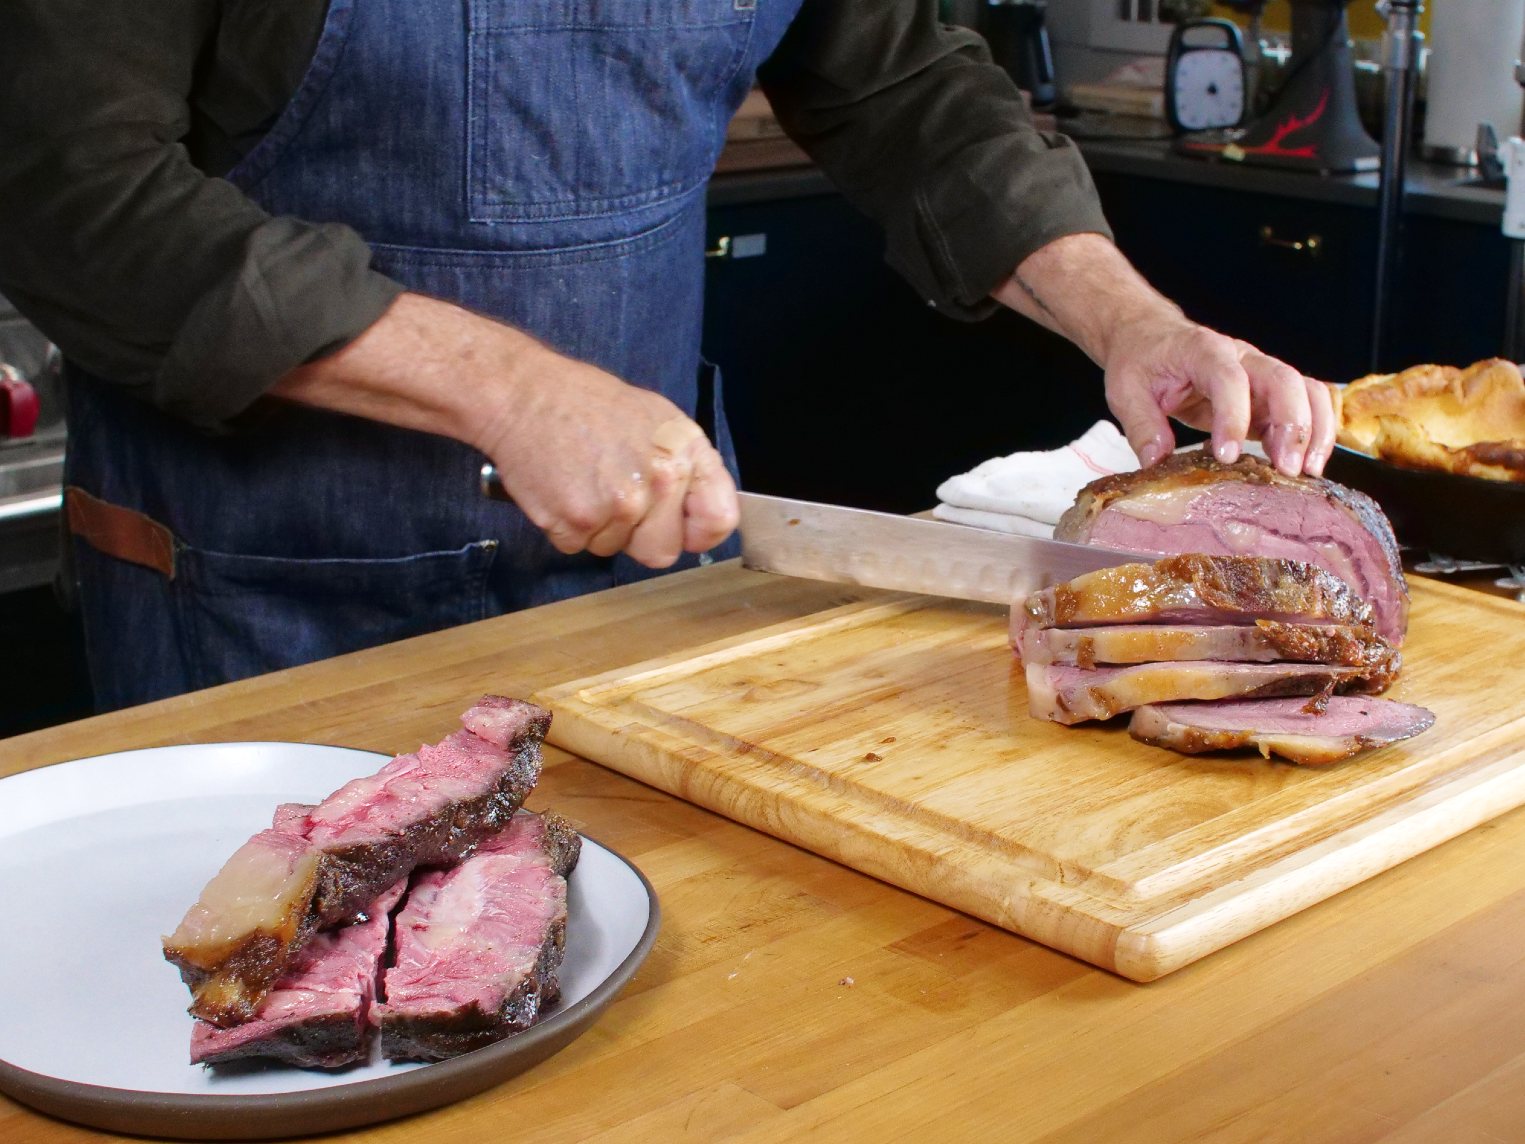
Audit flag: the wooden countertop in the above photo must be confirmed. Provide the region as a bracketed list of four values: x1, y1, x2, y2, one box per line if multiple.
[6, 561, 1525, 1142]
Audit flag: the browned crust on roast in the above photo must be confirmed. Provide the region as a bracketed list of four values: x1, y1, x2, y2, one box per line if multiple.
[1130, 720, 1377, 766]
[172, 923, 320, 1027]
[193, 1012, 369, 1069]
[1026, 554, 1376, 632]
[1254, 620, 1400, 691]
[1055, 450, 1408, 616]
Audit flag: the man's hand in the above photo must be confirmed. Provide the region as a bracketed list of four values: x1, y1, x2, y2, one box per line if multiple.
[274, 293, 737, 568]
[992, 233, 1335, 477]
[472, 345, 738, 568]
[1100, 316, 1336, 475]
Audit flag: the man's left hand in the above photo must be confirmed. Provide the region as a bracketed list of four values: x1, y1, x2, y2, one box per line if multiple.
[992, 233, 1337, 477]
[1102, 315, 1337, 477]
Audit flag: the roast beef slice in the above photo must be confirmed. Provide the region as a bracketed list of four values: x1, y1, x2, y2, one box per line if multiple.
[376, 810, 582, 1063]
[190, 878, 407, 1068]
[1019, 553, 1375, 635]
[1019, 620, 1397, 683]
[1027, 660, 1370, 725]
[1129, 696, 1436, 765]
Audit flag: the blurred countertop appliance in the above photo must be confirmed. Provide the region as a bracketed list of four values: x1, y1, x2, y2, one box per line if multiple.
[984, 0, 1058, 109]
[1176, 0, 1379, 174]
[1422, 0, 1525, 167]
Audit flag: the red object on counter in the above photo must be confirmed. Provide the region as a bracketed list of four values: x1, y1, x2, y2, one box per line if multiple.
[0, 367, 39, 438]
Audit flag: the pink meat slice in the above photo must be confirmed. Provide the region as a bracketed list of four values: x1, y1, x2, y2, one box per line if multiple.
[1019, 621, 1397, 672]
[1019, 553, 1374, 632]
[375, 810, 582, 1062]
[1129, 696, 1437, 766]
[1026, 660, 1368, 725]
[189, 877, 406, 1068]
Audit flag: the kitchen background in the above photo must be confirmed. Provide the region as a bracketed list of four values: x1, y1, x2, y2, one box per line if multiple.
[2, 1, 1516, 736]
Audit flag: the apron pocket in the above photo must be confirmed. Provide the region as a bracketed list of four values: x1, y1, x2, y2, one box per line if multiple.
[467, 0, 754, 223]
[172, 540, 499, 690]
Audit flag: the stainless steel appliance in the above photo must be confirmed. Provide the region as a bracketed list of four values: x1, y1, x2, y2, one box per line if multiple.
[0, 296, 66, 594]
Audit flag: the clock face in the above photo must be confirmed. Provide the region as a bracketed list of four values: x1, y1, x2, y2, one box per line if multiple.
[1172, 49, 1245, 131]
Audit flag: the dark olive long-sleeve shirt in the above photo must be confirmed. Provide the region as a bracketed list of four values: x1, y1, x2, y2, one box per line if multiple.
[0, 0, 1109, 430]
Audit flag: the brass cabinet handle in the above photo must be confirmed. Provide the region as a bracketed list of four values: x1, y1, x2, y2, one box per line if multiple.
[1258, 226, 1322, 257]
[704, 234, 766, 260]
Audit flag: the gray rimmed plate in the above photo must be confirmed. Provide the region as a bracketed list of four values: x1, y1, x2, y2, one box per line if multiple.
[0, 742, 659, 1140]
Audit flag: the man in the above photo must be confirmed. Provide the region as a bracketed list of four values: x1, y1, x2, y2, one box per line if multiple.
[0, 1, 1333, 710]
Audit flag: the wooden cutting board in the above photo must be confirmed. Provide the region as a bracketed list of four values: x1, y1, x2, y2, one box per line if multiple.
[535, 575, 1525, 981]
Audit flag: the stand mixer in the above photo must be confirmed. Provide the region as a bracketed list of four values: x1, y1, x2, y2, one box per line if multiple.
[1176, 0, 1379, 174]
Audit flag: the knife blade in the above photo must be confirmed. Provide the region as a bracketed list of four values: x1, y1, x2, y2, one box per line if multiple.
[481, 466, 1136, 603]
[738, 492, 1138, 604]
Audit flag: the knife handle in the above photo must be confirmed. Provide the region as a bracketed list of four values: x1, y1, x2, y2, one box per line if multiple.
[480, 463, 511, 502]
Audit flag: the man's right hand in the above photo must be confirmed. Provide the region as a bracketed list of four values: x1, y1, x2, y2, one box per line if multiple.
[476, 343, 738, 568]
[273, 293, 738, 568]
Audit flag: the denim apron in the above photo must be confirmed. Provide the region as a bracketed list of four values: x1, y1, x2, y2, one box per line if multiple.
[64, 0, 802, 709]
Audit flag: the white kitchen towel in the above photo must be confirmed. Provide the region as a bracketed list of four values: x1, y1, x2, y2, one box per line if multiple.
[933, 420, 1139, 537]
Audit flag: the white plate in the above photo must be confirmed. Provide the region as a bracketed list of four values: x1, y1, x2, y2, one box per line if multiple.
[0, 742, 659, 1139]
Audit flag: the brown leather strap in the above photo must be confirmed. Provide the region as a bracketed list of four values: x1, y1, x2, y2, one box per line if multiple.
[64, 486, 177, 580]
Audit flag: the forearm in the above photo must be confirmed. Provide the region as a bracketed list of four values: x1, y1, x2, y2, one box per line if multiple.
[271, 292, 532, 455]
[991, 233, 1188, 366]
[274, 291, 737, 567]
[993, 232, 1335, 476]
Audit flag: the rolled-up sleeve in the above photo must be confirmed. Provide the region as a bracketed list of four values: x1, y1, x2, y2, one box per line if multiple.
[757, 0, 1112, 320]
[0, 0, 401, 430]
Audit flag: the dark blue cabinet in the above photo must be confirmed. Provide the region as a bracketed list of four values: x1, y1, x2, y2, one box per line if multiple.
[705, 167, 1511, 518]
[703, 188, 1109, 513]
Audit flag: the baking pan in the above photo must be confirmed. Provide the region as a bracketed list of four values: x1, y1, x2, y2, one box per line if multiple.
[1325, 444, 1525, 564]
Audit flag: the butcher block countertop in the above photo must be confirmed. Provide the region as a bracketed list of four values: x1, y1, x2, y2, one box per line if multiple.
[6, 561, 1525, 1142]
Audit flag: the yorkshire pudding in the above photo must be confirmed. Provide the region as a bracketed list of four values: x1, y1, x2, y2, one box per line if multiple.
[1334, 359, 1525, 482]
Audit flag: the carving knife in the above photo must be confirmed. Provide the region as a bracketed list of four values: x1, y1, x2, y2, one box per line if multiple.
[737, 491, 1138, 604]
[480, 466, 1136, 604]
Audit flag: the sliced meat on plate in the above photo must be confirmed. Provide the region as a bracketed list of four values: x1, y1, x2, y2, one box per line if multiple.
[376, 810, 582, 1063]
[163, 695, 551, 1027]
[190, 874, 406, 1068]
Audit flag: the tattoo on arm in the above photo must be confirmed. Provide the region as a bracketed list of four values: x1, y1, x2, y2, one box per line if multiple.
[1014, 271, 1054, 320]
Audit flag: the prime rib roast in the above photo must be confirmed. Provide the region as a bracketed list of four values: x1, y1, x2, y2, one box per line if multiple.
[1020, 621, 1397, 672]
[1020, 450, 1434, 765]
[164, 696, 551, 1029]
[375, 809, 582, 1062]
[1019, 553, 1376, 633]
[1054, 450, 1409, 645]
